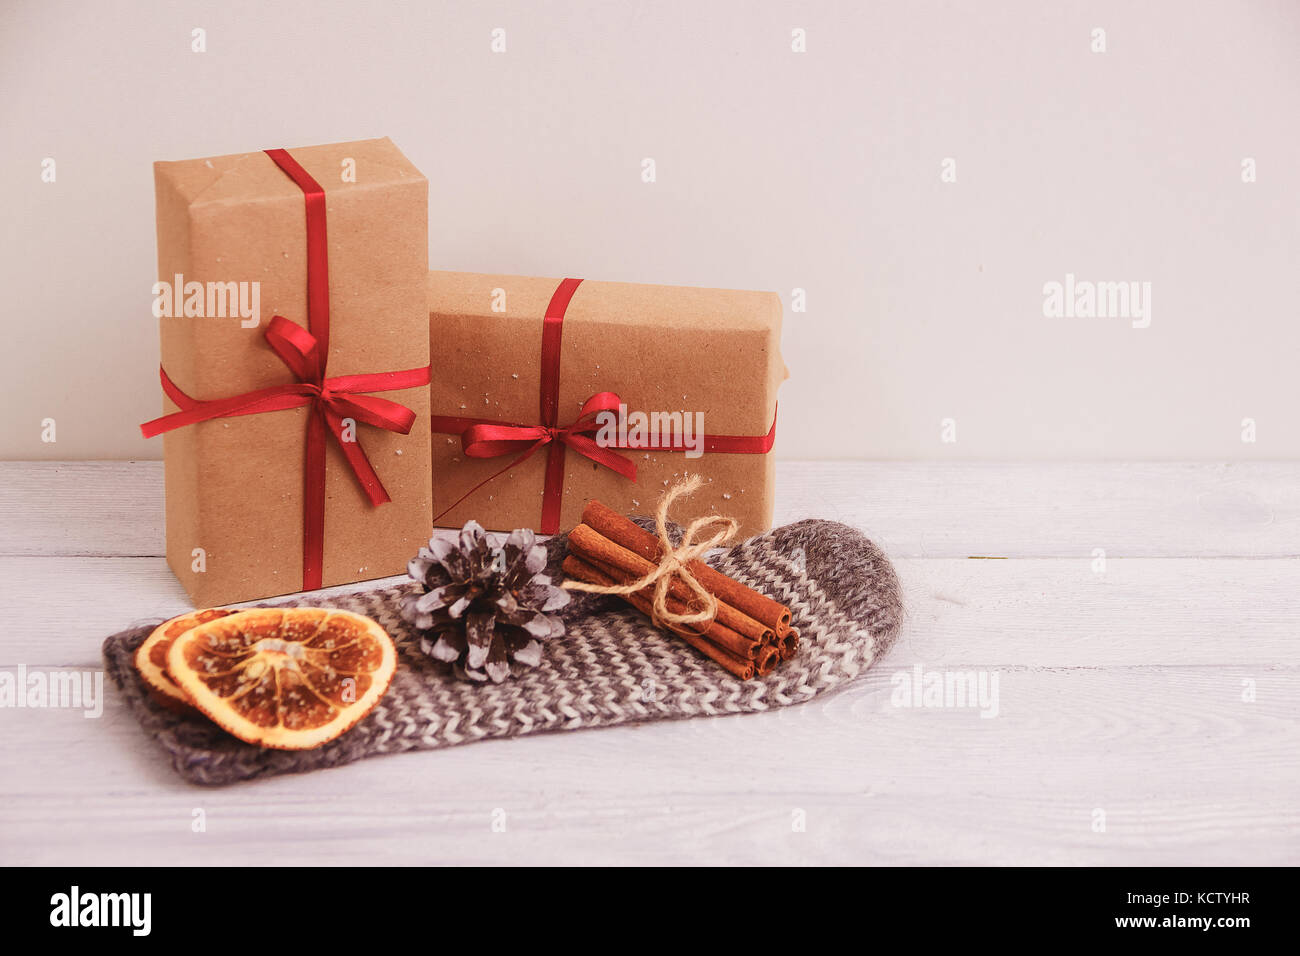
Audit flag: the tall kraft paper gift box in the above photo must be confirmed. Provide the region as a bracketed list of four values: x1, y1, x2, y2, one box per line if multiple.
[427, 272, 786, 537]
[147, 139, 431, 607]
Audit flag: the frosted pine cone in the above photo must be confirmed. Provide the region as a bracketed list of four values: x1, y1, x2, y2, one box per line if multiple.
[401, 522, 569, 683]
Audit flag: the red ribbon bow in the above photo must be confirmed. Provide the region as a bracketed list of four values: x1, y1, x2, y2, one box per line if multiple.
[141, 147, 430, 591]
[460, 391, 638, 481]
[431, 277, 777, 533]
[436, 390, 639, 531]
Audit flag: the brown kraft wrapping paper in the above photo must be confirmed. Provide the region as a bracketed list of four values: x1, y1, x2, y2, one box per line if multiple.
[153, 138, 431, 607]
[427, 271, 786, 537]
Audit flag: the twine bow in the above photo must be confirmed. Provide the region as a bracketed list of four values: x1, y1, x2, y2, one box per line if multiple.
[563, 475, 738, 630]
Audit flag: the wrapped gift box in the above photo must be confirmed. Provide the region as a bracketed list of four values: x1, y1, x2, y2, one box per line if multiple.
[149, 138, 431, 606]
[427, 271, 786, 537]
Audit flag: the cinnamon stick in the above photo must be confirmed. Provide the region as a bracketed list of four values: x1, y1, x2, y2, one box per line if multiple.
[562, 555, 755, 681]
[568, 551, 762, 661]
[753, 643, 780, 676]
[581, 500, 792, 635]
[778, 627, 800, 660]
[567, 522, 775, 645]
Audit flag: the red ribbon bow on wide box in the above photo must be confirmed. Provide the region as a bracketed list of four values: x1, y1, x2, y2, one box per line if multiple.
[141, 148, 430, 592]
[430, 277, 777, 534]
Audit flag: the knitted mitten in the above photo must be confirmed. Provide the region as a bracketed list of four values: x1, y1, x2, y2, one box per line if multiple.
[102, 518, 903, 785]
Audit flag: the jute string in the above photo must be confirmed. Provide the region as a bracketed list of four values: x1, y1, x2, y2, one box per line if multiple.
[562, 475, 738, 630]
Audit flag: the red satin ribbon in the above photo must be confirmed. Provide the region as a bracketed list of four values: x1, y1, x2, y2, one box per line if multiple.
[140, 148, 431, 591]
[431, 277, 778, 533]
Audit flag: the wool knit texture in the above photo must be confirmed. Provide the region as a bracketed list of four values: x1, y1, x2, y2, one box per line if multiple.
[102, 518, 904, 785]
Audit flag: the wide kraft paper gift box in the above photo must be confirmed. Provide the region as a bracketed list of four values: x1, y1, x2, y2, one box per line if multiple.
[150, 138, 431, 607]
[427, 271, 786, 537]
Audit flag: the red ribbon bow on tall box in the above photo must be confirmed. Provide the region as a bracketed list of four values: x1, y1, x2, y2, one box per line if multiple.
[142, 147, 430, 595]
[430, 277, 779, 535]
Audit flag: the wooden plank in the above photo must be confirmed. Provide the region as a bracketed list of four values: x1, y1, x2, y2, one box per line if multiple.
[3, 555, 1294, 668]
[0, 461, 163, 558]
[3, 460, 1299, 559]
[1, 666, 1294, 865]
[1, 460, 1296, 866]
[891, 556, 1300, 668]
[776, 460, 1300, 559]
[0, 555, 405, 666]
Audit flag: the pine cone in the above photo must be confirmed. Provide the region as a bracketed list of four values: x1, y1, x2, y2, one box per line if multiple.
[401, 522, 570, 683]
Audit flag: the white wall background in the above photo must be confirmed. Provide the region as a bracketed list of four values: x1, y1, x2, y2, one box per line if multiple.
[2, 0, 1298, 461]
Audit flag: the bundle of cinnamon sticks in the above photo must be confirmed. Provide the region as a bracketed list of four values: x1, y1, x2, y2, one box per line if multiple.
[563, 500, 798, 680]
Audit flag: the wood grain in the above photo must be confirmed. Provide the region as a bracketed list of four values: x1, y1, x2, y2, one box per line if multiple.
[5, 460, 1299, 558]
[776, 460, 1300, 559]
[0, 667, 1294, 865]
[0, 461, 1297, 866]
[3, 555, 1296, 669]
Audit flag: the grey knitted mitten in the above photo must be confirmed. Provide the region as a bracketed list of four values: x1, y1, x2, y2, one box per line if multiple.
[101, 518, 903, 785]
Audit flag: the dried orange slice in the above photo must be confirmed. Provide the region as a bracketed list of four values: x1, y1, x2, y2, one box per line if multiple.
[134, 608, 236, 713]
[166, 608, 396, 750]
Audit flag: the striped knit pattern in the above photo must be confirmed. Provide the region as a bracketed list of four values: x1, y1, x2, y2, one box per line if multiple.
[101, 518, 903, 785]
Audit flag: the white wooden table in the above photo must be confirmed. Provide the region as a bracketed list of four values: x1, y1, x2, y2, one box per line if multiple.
[2, 461, 1296, 865]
